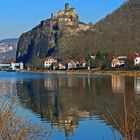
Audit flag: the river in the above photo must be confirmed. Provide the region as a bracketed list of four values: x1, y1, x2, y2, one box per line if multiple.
[0, 72, 140, 140]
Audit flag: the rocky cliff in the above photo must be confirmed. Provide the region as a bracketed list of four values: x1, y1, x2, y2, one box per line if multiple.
[16, 3, 90, 63]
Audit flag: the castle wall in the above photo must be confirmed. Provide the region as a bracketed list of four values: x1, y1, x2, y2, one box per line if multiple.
[51, 4, 79, 22]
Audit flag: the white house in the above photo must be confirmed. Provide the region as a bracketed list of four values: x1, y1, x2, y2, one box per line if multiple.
[79, 60, 86, 68]
[11, 62, 24, 70]
[111, 58, 125, 68]
[44, 56, 57, 68]
[67, 60, 79, 70]
[58, 63, 65, 70]
[134, 56, 140, 65]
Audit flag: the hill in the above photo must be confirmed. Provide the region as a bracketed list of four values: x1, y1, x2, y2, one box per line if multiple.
[94, 0, 140, 55]
[0, 38, 18, 63]
[64, 0, 140, 57]
[16, 3, 92, 64]
[16, 0, 140, 64]
[0, 38, 18, 47]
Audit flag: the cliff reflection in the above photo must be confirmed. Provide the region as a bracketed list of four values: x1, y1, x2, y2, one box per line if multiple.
[17, 75, 140, 139]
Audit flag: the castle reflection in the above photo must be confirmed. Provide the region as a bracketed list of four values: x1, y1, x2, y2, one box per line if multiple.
[16, 75, 140, 139]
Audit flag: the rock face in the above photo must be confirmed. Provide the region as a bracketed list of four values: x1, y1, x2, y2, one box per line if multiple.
[16, 3, 90, 63]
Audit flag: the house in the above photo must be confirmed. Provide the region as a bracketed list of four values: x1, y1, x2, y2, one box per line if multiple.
[79, 60, 86, 68]
[52, 62, 59, 70]
[134, 56, 140, 65]
[67, 60, 79, 70]
[58, 63, 65, 70]
[11, 62, 24, 70]
[44, 56, 57, 68]
[111, 57, 125, 68]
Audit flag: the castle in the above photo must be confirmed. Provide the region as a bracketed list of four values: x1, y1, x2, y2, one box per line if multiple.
[41, 3, 90, 32]
[51, 3, 79, 22]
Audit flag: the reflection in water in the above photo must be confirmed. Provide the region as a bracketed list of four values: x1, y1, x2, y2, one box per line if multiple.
[111, 75, 125, 94]
[134, 77, 140, 95]
[1, 73, 140, 139]
[17, 75, 115, 139]
[108, 76, 140, 140]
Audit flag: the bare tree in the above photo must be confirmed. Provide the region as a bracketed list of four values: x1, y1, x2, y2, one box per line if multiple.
[105, 92, 139, 140]
[0, 96, 52, 140]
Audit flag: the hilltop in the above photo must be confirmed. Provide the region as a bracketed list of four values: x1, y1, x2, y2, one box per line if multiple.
[16, 3, 91, 64]
[16, 0, 140, 64]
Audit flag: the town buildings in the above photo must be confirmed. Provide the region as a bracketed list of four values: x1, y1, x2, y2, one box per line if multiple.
[110, 55, 140, 68]
[43, 54, 140, 70]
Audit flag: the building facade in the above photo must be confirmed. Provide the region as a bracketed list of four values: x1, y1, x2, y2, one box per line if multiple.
[134, 56, 140, 65]
[44, 56, 57, 68]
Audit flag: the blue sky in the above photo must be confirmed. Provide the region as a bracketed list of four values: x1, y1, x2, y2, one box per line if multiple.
[0, 0, 125, 40]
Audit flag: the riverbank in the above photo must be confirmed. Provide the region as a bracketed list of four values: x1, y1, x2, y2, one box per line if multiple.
[68, 70, 140, 77]
[21, 69, 140, 77]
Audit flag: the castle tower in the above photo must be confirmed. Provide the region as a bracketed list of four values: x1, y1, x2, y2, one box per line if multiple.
[65, 3, 69, 11]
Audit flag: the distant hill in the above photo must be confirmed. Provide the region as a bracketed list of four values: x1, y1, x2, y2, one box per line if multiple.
[16, 0, 140, 64]
[0, 38, 18, 48]
[0, 38, 18, 63]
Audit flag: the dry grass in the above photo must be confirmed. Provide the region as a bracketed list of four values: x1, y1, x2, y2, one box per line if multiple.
[0, 97, 51, 140]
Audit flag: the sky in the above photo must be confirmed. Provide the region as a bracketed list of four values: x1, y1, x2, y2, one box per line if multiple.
[0, 0, 125, 40]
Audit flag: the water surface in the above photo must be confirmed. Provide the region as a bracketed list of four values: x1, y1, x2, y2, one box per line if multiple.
[1, 72, 140, 140]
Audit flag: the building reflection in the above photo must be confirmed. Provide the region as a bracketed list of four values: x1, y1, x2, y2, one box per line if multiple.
[111, 75, 125, 94]
[44, 78, 57, 92]
[16, 75, 140, 139]
[134, 77, 140, 94]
